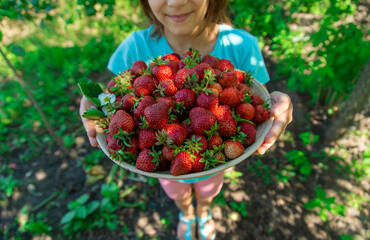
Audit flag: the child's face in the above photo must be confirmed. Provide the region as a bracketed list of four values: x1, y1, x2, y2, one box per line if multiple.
[148, 0, 209, 36]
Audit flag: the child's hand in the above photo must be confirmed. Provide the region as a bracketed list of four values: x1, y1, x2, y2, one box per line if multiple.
[79, 96, 99, 147]
[255, 91, 293, 155]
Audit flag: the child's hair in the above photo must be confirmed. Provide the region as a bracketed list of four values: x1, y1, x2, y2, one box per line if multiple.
[139, 0, 232, 39]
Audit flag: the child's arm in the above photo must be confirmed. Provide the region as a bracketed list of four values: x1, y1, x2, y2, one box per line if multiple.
[79, 95, 99, 147]
[255, 91, 293, 154]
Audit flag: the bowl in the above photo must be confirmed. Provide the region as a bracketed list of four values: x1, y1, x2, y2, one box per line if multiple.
[96, 78, 273, 180]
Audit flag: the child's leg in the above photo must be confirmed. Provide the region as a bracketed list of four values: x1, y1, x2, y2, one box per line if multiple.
[158, 179, 196, 239]
[193, 172, 224, 240]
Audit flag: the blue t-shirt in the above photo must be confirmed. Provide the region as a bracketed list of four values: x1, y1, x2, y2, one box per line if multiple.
[108, 24, 270, 84]
[107, 24, 270, 183]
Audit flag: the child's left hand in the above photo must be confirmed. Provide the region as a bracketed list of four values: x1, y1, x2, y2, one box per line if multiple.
[255, 91, 293, 155]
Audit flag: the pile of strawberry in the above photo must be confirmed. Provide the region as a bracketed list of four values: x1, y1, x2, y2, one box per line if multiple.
[100, 49, 270, 176]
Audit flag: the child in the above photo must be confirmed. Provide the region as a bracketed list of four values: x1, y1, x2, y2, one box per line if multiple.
[79, 0, 293, 239]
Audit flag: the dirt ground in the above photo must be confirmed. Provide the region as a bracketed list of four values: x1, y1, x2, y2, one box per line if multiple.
[1, 58, 369, 240]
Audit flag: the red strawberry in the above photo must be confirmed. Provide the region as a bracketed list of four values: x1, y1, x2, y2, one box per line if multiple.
[126, 137, 139, 155]
[224, 140, 244, 159]
[158, 79, 178, 96]
[237, 83, 250, 94]
[136, 148, 160, 172]
[162, 53, 180, 61]
[217, 117, 237, 137]
[192, 62, 212, 81]
[236, 103, 255, 120]
[138, 129, 158, 149]
[107, 135, 123, 153]
[122, 94, 138, 112]
[181, 120, 192, 134]
[133, 96, 156, 120]
[250, 93, 264, 106]
[189, 134, 208, 153]
[162, 145, 176, 161]
[202, 55, 219, 69]
[174, 68, 198, 89]
[253, 104, 270, 122]
[164, 123, 188, 146]
[219, 87, 243, 108]
[133, 74, 157, 96]
[191, 154, 204, 173]
[152, 64, 172, 82]
[170, 151, 194, 176]
[157, 96, 175, 109]
[218, 59, 234, 71]
[212, 69, 222, 79]
[174, 89, 196, 110]
[109, 110, 135, 135]
[239, 122, 256, 146]
[211, 105, 232, 119]
[144, 102, 170, 129]
[207, 83, 223, 97]
[218, 71, 238, 89]
[196, 92, 219, 111]
[130, 60, 147, 76]
[189, 107, 217, 135]
[234, 69, 245, 84]
[166, 59, 180, 74]
[208, 135, 223, 150]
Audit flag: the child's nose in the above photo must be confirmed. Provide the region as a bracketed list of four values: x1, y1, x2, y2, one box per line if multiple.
[167, 0, 188, 7]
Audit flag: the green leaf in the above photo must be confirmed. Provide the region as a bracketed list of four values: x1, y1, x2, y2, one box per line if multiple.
[76, 194, 89, 205]
[0, 31, 2, 42]
[78, 82, 104, 107]
[76, 206, 88, 219]
[60, 211, 76, 224]
[11, 46, 26, 56]
[87, 201, 100, 214]
[82, 108, 105, 119]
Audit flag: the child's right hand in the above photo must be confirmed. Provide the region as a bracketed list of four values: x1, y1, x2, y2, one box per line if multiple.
[79, 96, 99, 147]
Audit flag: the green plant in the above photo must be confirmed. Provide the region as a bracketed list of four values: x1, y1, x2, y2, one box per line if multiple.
[248, 159, 272, 184]
[0, 165, 20, 202]
[224, 170, 243, 185]
[213, 190, 227, 206]
[298, 131, 319, 146]
[230, 201, 248, 217]
[18, 212, 52, 236]
[304, 186, 346, 221]
[285, 150, 312, 179]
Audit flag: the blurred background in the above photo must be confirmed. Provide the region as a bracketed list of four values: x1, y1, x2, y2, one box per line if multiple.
[0, 0, 369, 239]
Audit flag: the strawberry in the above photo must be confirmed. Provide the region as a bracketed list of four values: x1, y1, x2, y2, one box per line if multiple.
[217, 116, 237, 137]
[162, 53, 180, 61]
[133, 96, 156, 120]
[189, 134, 208, 153]
[250, 93, 264, 106]
[207, 83, 223, 97]
[219, 87, 243, 108]
[126, 137, 139, 155]
[138, 129, 158, 149]
[212, 69, 222, 79]
[208, 135, 223, 150]
[143, 102, 170, 129]
[130, 60, 147, 76]
[211, 105, 232, 119]
[192, 62, 212, 81]
[189, 107, 217, 135]
[107, 134, 123, 153]
[191, 154, 204, 173]
[133, 74, 157, 96]
[162, 145, 176, 161]
[224, 140, 244, 159]
[236, 102, 255, 120]
[195, 92, 219, 111]
[218, 59, 234, 71]
[156, 96, 175, 109]
[122, 94, 138, 112]
[234, 69, 245, 84]
[237, 83, 250, 95]
[218, 71, 238, 89]
[156, 79, 178, 96]
[136, 148, 161, 172]
[170, 151, 194, 176]
[164, 123, 188, 146]
[174, 68, 198, 89]
[181, 120, 192, 134]
[253, 104, 270, 122]
[239, 122, 256, 146]
[174, 89, 196, 110]
[202, 55, 219, 69]
[166, 59, 180, 74]
[152, 64, 172, 82]
[109, 110, 135, 135]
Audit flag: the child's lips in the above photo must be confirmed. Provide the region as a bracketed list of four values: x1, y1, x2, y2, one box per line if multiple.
[167, 12, 192, 22]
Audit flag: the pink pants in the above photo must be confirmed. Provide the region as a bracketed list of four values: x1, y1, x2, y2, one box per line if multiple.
[158, 172, 224, 200]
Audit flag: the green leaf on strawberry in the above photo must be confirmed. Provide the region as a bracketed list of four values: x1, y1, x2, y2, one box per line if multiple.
[78, 82, 104, 107]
